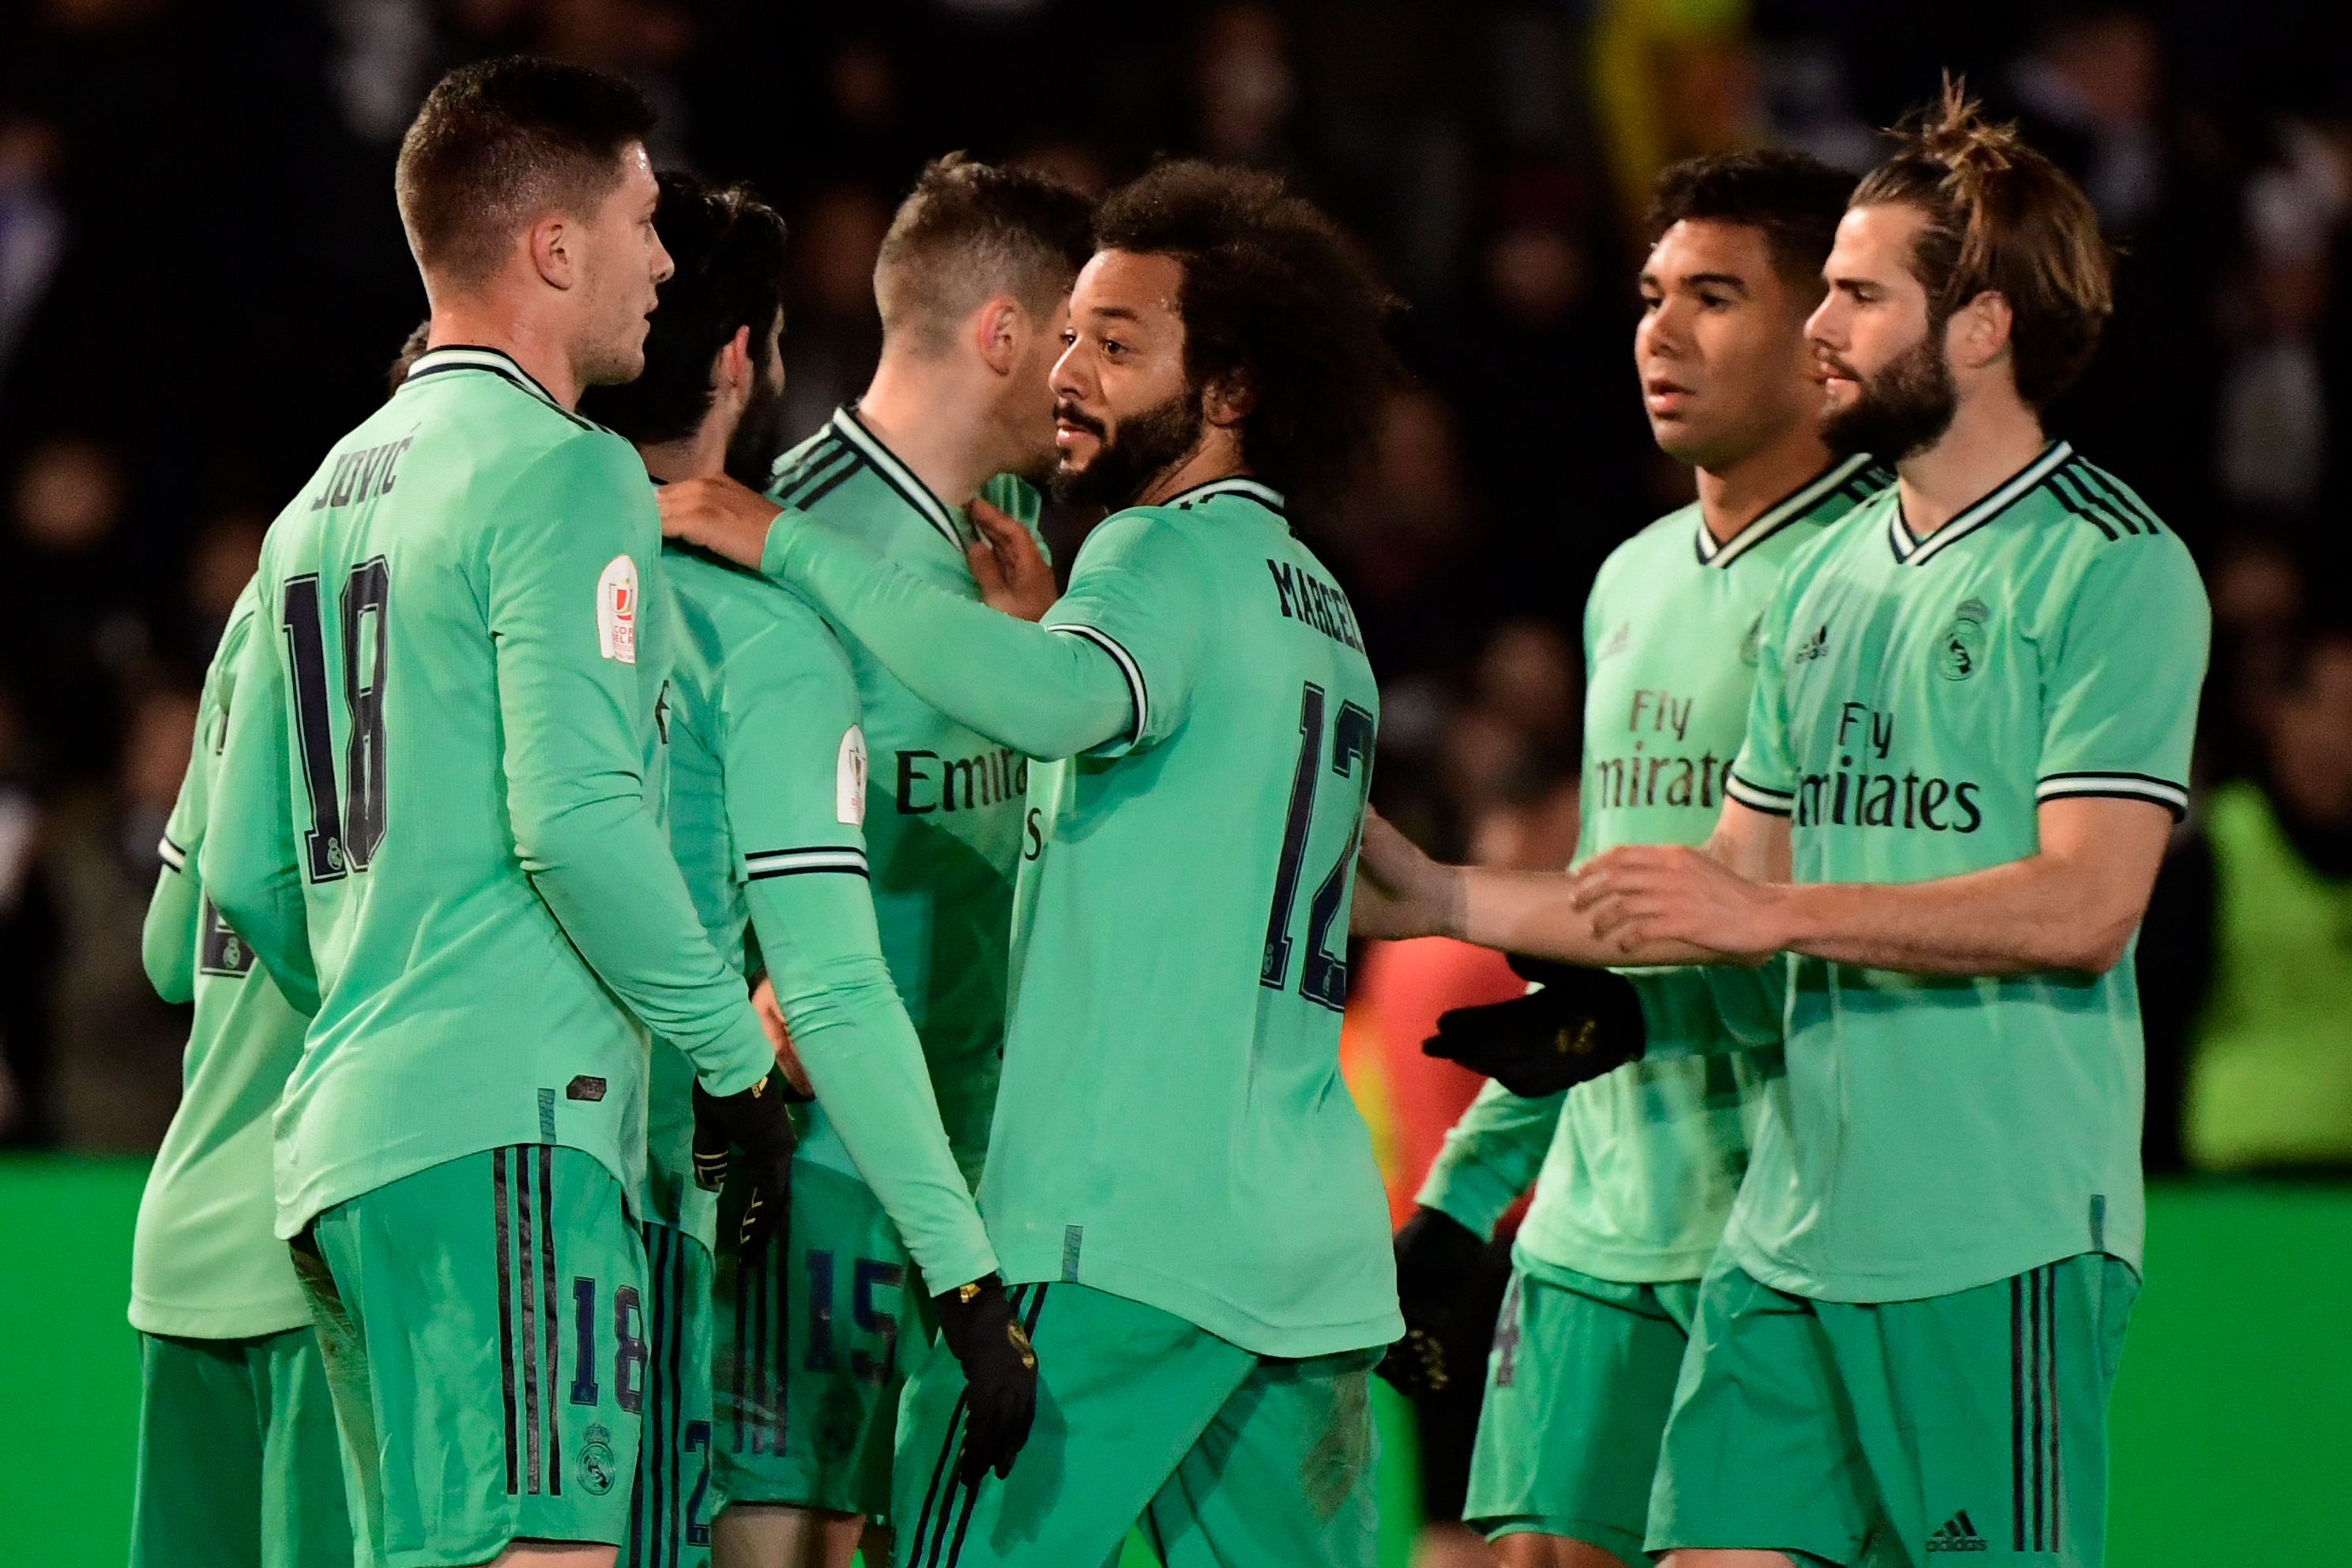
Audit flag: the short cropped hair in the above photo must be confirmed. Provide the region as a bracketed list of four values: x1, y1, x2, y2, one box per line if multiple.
[1853, 78, 2114, 408]
[395, 56, 656, 290]
[873, 155, 1094, 355]
[1646, 149, 1856, 293]
[581, 174, 788, 446]
[1092, 160, 1402, 513]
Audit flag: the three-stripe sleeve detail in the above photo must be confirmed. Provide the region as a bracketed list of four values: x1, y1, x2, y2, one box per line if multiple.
[1049, 624, 1147, 747]
[495, 1144, 565, 1496]
[2035, 771, 2188, 820]
[157, 835, 186, 872]
[2011, 1265, 2064, 1552]
[1724, 770, 1794, 817]
[743, 846, 869, 881]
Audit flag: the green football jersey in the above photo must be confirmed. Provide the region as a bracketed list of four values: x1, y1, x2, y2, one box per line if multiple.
[757, 476, 1401, 1358]
[1420, 456, 1887, 1284]
[201, 346, 773, 1237]
[653, 543, 996, 1288]
[763, 407, 1041, 1186]
[1723, 441, 2209, 1301]
[130, 577, 314, 1338]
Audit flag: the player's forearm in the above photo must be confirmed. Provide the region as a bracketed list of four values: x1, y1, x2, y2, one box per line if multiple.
[1457, 868, 1693, 964]
[1414, 1078, 1564, 1241]
[517, 789, 770, 1096]
[141, 863, 200, 1004]
[751, 878, 999, 1288]
[765, 519, 1131, 760]
[1760, 856, 2142, 976]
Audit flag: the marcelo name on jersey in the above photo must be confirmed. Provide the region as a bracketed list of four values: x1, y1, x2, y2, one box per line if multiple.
[1265, 558, 1363, 650]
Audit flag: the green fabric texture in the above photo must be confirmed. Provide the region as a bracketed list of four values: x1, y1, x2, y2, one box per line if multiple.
[770, 478, 1398, 1358]
[713, 1158, 914, 1521]
[1650, 1253, 2136, 1567]
[1419, 457, 1883, 1283]
[656, 543, 995, 1288]
[893, 1282, 1381, 1568]
[1726, 442, 2208, 1301]
[131, 578, 314, 1339]
[2186, 780, 2352, 1168]
[130, 1327, 351, 1568]
[1464, 1258, 1701, 1561]
[298, 1145, 645, 1568]
[621, 1220, 716, 1568]
[762, 408, 1047, 1185]
[201, 346, 773, 1239]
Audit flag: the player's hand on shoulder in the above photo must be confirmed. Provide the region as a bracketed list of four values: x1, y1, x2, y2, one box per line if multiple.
[1349, 808, 1462, 941]
[932, 1274, 1040, 1484]
[965, 495, 1057, 622]
[657, 474, 783, 568]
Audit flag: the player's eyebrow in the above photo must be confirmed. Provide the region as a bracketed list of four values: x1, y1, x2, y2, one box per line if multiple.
[1087, 305, 1144, 324]
[1680, 272, 1749, 294]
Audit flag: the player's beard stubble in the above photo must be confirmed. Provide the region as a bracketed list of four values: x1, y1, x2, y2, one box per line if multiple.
[1051, 386, 1206, 510]
[724, 358, 791, 489]
[1821, 327, 1959, 464]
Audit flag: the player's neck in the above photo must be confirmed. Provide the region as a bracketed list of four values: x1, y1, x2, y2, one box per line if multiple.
[1695, 427, 1835, 547]
[1896, 383, 2047, 536]
[638, 424, 728, 483]
[1134, 430, 1249, 508]
[425, 305, 581, 409]
[857, 355, 1001, 510]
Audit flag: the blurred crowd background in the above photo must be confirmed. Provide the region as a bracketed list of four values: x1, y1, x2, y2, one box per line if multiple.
[0, 0, 2346, 1191]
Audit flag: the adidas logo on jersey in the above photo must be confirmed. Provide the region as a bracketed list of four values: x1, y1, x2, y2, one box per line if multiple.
[1790, 622, 1831, 666]
[1925, 1511, 1989, 1552]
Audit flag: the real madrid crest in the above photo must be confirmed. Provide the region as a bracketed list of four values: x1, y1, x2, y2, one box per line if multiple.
[1936, 597, 1989, 682]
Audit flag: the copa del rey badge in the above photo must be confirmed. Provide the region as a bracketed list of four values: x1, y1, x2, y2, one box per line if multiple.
[597, 555, 638, 664]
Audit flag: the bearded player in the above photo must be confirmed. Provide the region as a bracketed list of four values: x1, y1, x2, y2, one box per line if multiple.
[661, 160, 1402, 1567]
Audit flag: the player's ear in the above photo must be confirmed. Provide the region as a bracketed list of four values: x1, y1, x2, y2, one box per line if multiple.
[529, 213, 574, 290]
[1948, 289, 2012, 373]
[1202, 370, 1255, 427]
[973, 297, 1024, 377]
[714, 325, 753, 393]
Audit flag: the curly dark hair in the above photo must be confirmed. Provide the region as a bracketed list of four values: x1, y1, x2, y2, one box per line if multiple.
[1091, 160, 1402, 514]
[579, 171, 788, 446]
[1647, 149, 1855, 292]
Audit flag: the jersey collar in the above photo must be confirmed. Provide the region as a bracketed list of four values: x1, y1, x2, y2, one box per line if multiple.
[1695, 452, 1876, 570]
[1888, 440, 2072, 566]
[828, 405, 966, 552]
[402, 345, 566, 412]
[1160, 476, 1287, 516]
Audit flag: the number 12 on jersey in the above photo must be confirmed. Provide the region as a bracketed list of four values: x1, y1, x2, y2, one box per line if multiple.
[1261, 681, 1375, 1013]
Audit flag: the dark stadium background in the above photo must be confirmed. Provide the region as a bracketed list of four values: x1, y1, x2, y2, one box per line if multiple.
[0, 1, 2346, 1562]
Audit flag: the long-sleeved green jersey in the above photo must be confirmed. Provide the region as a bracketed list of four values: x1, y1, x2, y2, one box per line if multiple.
[653, 544, 997, 1288]
[131, 577, 314, 1338]
[762, 476, 1401, 1359]
[201, 345, 773, 1236]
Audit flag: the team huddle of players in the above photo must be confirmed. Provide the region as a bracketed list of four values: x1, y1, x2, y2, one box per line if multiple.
[122, 47, 2205, 1568]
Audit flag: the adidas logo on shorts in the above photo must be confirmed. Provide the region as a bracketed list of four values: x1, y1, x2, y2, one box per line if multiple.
[1925, 1510, 1989, 1552]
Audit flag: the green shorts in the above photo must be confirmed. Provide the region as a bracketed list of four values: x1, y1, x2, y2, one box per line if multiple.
[1463, 1261, 1699, 1563]
[623, 1221, 716, 1568]
[295, 1145, 646, 1568]
[1650, 1253, 2138, 1567]
[894, 1282, 1380, 1568]
[130, 1326, 352, 1568]
[713, 1157, 915, 1521]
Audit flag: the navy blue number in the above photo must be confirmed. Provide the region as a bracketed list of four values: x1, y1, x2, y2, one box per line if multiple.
[1260, 683, 1327, 988]
[570, 1277, 600, 1404]
[1262, 683, 1377, 1005]
[850, 1258, 904, 1386]
[280, 575, 346, 882]
[339, 556, 390, 870]
[1300, 702, 1376, 1011]
[613, 1285, 645, 1413]
[280, 558, 391, 882]
[683, 1419, 713, 1546]
[804, 1248, 837, 1371]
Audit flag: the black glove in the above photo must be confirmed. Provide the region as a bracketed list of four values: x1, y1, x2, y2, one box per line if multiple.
[692, 1066, 800, 1251]
[1421, 956, 1646, 1096]
[1375, 1206, 1488, 1398]
[933, 1274, 1039, 1485]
